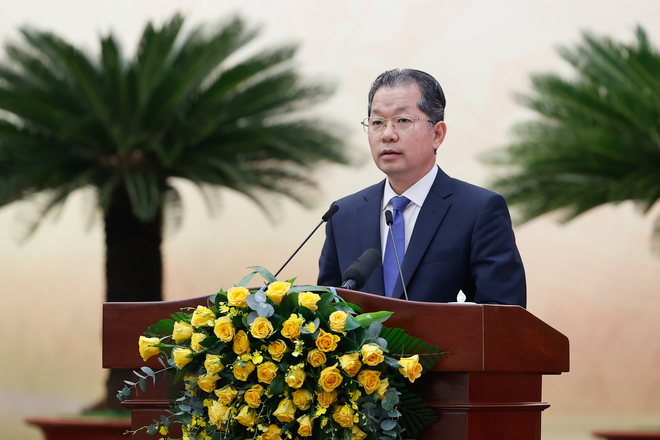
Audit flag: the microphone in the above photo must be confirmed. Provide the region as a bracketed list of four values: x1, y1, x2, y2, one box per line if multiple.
[341, 248, 381, 291]
[385, 210, 409, 300]
[274, 204, 339, 278]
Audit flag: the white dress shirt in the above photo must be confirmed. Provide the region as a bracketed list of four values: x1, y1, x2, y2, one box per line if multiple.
[380, 165, 438, 261]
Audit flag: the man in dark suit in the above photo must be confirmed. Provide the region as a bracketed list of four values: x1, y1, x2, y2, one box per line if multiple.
[317, 69, 526, 307]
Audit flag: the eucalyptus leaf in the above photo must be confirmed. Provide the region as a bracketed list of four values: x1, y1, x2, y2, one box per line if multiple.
[236, 271, 257, 287]
[365, 321, 383, 340]
[381, 420, 397, 431]
[247, 311, 258, 326]
[257, 303, 274, 318]
[249, 266, 276, 283]
[255, 289, 267, 302]
[246, 294, 260, 310]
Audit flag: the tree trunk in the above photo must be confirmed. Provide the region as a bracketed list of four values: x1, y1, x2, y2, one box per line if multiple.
[101, 185, 163, 412]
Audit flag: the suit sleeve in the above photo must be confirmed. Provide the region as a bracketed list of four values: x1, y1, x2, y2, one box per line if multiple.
[470, 194, 527, 307]
[317, 216, 343, 288]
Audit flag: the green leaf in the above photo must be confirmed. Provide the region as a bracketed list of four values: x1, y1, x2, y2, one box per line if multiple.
[236, 270, 257, 287]
[269, 374, 285, 396]
[342, 314, 360, 332]
[289, 285, 331, 294]
[354, 311, 393, 328]
[249, 266, 276, 283]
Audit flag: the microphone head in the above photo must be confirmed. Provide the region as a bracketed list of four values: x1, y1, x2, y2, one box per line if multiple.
[341, 248, 381, 291]
[385, 210, 393, 226]
[322, 204, 339, 222]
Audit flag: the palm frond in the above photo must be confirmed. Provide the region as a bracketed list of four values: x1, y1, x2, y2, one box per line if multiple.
[483, 26, 660, 251]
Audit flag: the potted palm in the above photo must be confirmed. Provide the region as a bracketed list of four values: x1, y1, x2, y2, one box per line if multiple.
[483, 26, 660, 440]
[0, 12, 349, 438]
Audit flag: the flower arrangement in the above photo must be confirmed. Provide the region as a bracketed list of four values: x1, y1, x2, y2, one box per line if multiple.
[120, 267, 445, 440]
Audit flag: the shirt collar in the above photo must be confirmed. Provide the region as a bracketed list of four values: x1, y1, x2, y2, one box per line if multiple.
[382, 165, 438, 210]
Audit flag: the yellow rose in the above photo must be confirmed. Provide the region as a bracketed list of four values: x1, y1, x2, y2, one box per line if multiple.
[332, 404, 354, 428]
[227, 286, 250, 308]
[291, 388, 313, 410]
[250, 317, 274, 339]
[233, 330, 251, 355]
[357, 369, 381, 395]
[306, 349, 327, 367]
[204, 354, 224, 375]
[285, 366, 306, 389]
[268, 339, 288, 361]
[281, 316, 302, 340]
[273, 398, 296, 423]
[257, 361, 279, 384]
[339, 352, 362, 377]
[183, 374, 197, 395]
[266, 281, 291, 305]
[236, 404, 256, 427]
[172, 321, 193, 343]
[208, 401, 230, 427]
[191, 306, 216, 327]
[298, 291, 321, 313]
[315, 329, 341, 353]
[376, 377, 390, 400]
[328, 310, 348, 332]
[318, 364, 343, 392]
[138, 336, 160, 361]
[191, 332, 208, 352]
[214, 386, 238, 405]
[213, 316, 235, 343]
[351, 425, 368, 440]
[262, 424, 283, 440]
[233, 360, 255, 381]
[297, 415, 313, 437]
[244, 384, 264, 408]
[172, 347, 193, 369]
[197, 373, 220, 393]
[398, 354, 423, 383]
[361, 344, 384, 366]
[316, 390, 338, 408]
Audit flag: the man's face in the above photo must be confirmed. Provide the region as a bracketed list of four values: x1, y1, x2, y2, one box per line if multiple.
[368, 84, 446, 193]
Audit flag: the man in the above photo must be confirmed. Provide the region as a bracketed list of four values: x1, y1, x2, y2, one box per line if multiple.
[317, 69, 526, 307]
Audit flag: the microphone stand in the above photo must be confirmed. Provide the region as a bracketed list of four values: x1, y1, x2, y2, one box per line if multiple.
[274, 205, 339, 278]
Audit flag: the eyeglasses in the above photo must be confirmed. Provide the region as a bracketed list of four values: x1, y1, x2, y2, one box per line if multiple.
[361, 114, 435, 134]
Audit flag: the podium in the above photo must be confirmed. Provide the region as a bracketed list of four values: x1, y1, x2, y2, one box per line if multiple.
[103, 288, 569, 440]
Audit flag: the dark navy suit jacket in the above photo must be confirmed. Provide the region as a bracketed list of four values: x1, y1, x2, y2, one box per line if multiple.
[317, 166, 526, 307]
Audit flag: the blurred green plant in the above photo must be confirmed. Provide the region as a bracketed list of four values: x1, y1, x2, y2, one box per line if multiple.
[483, 26, 660, 251]
[0, 13, 349, 409]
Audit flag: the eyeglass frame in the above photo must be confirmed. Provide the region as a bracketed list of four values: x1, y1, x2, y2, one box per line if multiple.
[361, 114, 437, 134]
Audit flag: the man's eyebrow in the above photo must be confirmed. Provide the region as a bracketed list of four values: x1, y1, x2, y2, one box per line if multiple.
[371, 105, 411, 115]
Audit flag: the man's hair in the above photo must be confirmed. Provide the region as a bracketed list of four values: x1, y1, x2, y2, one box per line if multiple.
[367, 69, 446, 123]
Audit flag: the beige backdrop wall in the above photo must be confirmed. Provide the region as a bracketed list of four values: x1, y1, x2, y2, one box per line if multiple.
[1, 1, 659, 439]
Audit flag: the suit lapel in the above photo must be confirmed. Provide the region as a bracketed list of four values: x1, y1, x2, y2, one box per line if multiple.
[392, 168, 453, 299]
[357, 181, 385, 296]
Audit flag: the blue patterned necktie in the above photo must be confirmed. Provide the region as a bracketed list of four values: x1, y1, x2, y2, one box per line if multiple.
[383, 196, 411, 297]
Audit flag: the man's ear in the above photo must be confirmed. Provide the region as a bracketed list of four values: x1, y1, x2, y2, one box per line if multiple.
[433, 121, 447, 150]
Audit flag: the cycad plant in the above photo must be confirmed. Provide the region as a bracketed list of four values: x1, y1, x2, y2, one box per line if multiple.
[483, 26, 660, 249]
[0, 14, 349, 410]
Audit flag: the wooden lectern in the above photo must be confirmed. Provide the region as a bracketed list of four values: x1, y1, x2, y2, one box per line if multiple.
[103, 288, 569, 440]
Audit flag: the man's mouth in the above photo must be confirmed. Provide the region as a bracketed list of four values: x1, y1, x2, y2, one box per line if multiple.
[381, 149, 401, 158]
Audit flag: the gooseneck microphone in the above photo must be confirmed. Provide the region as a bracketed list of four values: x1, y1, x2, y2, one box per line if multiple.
[385, 210, 409, 300]
[274, 204, 339, 278]
[340, 248, 381, 291]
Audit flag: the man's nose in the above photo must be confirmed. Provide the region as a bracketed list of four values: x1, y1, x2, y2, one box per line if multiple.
[380, 121, 398, 141]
